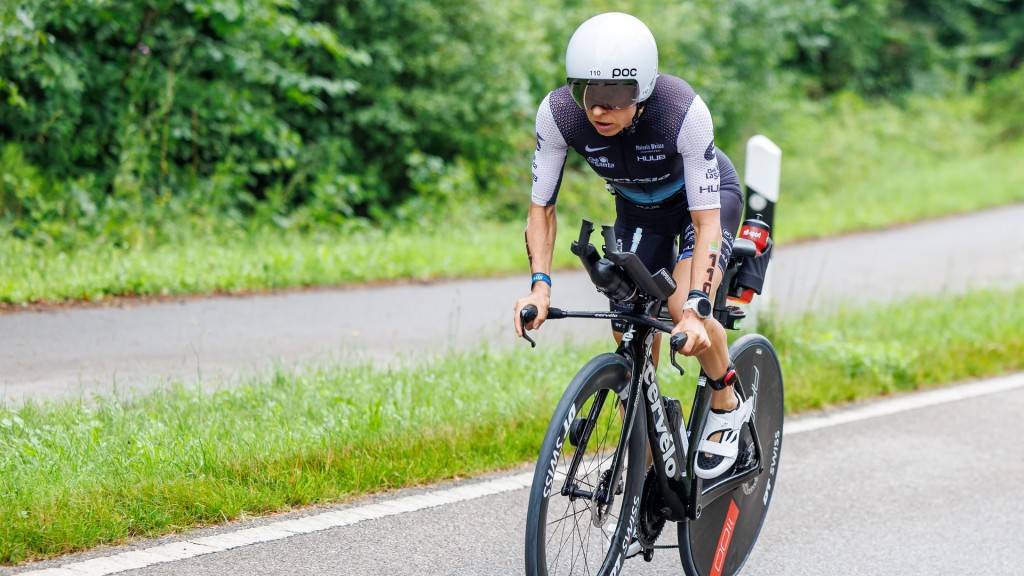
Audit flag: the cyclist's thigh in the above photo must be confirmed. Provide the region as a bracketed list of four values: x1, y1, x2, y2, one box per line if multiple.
[610, 195, 687, 332]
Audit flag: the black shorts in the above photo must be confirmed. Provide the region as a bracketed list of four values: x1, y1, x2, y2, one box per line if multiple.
[610, 150, 743, 331]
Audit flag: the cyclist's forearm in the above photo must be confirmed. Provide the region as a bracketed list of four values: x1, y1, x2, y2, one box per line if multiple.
[525, 202, 557, 277]
[689, 211, 723, 296]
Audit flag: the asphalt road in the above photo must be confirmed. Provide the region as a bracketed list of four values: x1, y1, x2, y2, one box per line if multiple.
[3, 205, 1024, 576]
[8, 374, 1023, 576]
[3, 203, 1024, 404]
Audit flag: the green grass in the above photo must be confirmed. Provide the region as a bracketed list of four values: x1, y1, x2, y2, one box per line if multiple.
[3, 286, 1023, 565]
[0, 223, 536, 305]
[2, 92, 1023, 306]
[767, 93, 1024, 240]
[764, 289, 1024, 411]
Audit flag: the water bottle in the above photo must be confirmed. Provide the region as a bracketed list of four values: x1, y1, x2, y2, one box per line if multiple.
[590, 257, 638, 302]
[739, 213, 771, 256]
[731, 214, 771, 304]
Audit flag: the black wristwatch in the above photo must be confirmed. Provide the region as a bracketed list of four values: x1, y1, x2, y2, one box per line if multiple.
[683, 295, 712, 319]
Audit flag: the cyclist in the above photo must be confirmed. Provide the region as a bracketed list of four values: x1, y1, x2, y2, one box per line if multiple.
[512, 12, 752, 480]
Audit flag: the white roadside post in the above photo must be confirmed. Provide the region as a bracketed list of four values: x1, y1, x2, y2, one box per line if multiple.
[741, 135, 781, 330]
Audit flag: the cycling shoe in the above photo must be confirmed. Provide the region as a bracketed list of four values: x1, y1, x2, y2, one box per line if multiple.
[694, 393, 753, 479]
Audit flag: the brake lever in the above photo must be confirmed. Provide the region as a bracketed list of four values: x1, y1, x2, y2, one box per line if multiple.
[669, 332, 688, 376]
[519, 305, 538, 348]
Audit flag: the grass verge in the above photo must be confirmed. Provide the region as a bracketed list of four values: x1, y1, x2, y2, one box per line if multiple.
[2, 93, 1024, 306]
[2, 286, 1023, 565]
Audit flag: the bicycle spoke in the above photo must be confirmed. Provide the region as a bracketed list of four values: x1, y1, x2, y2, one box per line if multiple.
[546, 499, 587, 531]
[550, 506, 572, 574]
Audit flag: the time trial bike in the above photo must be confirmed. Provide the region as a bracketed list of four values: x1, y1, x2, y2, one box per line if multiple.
[520, 219, 784, 576]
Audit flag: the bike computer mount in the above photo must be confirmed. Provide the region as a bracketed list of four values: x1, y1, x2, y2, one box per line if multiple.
[570, 219, 676, 303]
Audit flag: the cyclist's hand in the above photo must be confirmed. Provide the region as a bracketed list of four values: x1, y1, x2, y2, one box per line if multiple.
[671, 316, 711, 356]
[514, 289, 550, 337]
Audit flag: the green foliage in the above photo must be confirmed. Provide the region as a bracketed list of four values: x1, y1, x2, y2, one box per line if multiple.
[0, 0, 1022, 255]
[978, 67, 1024, 142]
[313, 0, 546, 219]
[763, 90, 1024, 241]
[0, 0, 547, 243]
[786, 0, 1024, 96]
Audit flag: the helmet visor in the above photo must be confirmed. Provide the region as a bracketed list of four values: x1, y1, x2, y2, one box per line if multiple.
[568, 79, 639, 110]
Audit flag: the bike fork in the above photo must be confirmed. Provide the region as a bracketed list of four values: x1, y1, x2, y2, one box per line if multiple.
[559, 377, 640, 504]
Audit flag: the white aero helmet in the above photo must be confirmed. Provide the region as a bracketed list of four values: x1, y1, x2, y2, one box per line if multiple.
[565, 12, 658, 110]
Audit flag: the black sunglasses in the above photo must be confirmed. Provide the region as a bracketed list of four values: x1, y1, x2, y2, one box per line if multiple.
[567, 79, 640, 110]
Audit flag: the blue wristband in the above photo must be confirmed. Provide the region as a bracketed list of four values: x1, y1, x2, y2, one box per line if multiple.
[531, 272, 552, 288]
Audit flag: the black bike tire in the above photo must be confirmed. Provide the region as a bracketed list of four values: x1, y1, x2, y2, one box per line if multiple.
[677, 334, 785, 576]
[525, 352, 648, 576]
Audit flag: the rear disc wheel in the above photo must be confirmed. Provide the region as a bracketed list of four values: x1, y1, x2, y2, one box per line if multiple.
[678, 334, 784, 576]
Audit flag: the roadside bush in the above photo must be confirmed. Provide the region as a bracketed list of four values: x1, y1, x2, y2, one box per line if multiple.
[0, 0, 1021, 252]
[0, 0, 550, 242]
[978, 67, 1024, 142]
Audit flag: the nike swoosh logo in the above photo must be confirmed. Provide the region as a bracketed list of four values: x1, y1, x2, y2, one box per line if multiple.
[704, 141, 716, 161]
[585, 145, 611, 152]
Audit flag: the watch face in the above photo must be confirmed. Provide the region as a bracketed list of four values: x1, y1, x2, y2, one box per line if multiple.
[696, 298, 712, 318]
[687, 297, 712, 318]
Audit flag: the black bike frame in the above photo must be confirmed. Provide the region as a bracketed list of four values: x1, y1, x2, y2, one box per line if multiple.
[551, 295, 763, 522]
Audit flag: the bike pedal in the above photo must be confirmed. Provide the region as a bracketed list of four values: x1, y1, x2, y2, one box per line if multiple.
[735, 441, 757, 471]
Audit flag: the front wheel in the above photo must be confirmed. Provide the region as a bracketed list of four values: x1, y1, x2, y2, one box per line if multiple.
[525, 353, 647, 576]
[678, 334, 785, 576]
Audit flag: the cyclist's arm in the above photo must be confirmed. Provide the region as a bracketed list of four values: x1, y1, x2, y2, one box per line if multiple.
[526, 201, 557, 276]
[687, 208, 724, 298]
[667, 208, 723, 321]
[670, 94, 724, 353]
[515, 94, 568, 336]
[515, 202, 557, 336]
[677, 93, 723, 299]
[668, 207, 723, 357]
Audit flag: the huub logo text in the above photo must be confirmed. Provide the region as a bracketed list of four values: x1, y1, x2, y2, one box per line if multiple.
[638, 154, 666, 162]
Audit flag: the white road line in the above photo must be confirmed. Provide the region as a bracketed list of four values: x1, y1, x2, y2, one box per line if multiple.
[784, 372, 1024, 434]
[15, 373, 1024, 576]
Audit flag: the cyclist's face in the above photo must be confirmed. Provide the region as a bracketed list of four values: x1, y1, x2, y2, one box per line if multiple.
[585, 104, 637, 136]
